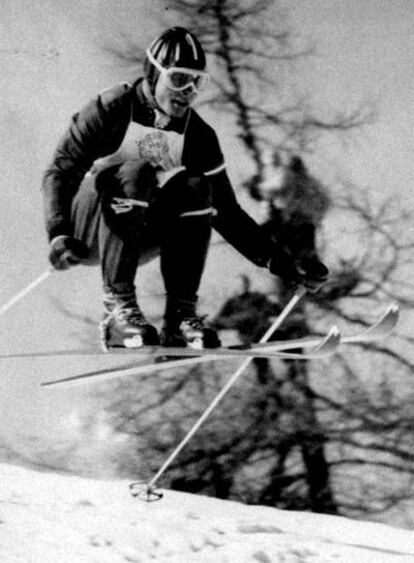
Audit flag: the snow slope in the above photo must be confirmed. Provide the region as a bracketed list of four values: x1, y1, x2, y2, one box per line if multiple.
[1, 463, 414, 563]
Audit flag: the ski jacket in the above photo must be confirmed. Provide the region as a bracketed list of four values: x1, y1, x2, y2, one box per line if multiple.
[43, 79, 275, 268]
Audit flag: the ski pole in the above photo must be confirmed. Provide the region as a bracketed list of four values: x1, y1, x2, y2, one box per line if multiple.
[132, 285, 307, 500]
[0, 268, 53, 318]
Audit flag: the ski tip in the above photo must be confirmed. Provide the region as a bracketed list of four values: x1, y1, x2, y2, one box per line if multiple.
[388, 303, 400, 316]
[331, 325, 341, 338]
[41, 378, 67, 388]
[296, 325, 341, 358]
[318, 325, 341, 353]
[373, 303, 399, 338]
[343, 303, 400, 345]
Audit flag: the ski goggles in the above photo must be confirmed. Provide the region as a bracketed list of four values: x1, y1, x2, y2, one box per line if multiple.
[146, 50, 209, 93]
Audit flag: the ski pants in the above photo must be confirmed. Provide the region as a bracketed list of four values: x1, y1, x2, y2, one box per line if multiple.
[71, 167, 213, 309]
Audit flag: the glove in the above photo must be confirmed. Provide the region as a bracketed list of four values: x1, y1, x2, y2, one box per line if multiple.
[269, 249, 329, 292]
[48, 236, 89, 270]
[295, 255, 329, 292]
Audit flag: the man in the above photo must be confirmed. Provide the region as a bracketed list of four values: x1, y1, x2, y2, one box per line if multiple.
[43, 27, 328, 350]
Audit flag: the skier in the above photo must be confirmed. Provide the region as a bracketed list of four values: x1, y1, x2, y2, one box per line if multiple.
[42, 27, 329, 350]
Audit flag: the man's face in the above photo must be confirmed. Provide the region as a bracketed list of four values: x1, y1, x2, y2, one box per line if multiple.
[154, 72, 198, 118]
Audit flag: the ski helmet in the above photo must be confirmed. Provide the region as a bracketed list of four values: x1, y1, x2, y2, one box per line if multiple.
[144, 27, 207, 92]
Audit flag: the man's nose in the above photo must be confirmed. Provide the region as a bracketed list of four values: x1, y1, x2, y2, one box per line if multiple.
[181, 83, 197, 96]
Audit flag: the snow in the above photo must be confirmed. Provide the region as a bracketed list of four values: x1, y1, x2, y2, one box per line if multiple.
[1, 462, 414, 563]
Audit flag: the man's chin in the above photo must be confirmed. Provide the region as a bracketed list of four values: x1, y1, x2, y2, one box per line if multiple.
[169, 100, 189, 117]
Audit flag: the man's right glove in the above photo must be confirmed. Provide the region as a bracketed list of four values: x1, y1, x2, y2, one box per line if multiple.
[269, 249, 329, 292]
[48, 236, 89, 270]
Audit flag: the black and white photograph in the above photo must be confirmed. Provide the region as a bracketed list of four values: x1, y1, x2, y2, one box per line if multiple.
[0, 1, 413, 561]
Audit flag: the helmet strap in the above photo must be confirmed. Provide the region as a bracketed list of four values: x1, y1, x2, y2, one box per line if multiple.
[142, 79, 171, 128]
[142, 79, 158, 107]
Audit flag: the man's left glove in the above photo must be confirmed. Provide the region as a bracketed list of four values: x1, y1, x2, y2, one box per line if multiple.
[295, 255, 329, 292]
[269, 250, 329, 292]
[49, 236, 90, 270]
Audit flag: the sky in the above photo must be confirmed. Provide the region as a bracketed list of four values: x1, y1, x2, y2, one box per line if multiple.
[2, 462, 414, 562]
[0, 0, 413, 521]
[289, 0, 414, 198]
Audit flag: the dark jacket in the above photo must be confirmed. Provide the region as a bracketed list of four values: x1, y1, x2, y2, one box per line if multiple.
[43, 79, 276, 268]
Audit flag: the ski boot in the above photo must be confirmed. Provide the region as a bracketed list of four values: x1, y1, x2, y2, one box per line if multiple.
[160, 305, 221, 349]
[100, 292, 159, 350]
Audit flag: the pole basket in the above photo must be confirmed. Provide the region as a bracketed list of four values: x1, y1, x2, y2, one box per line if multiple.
[129, 481, 164, 502]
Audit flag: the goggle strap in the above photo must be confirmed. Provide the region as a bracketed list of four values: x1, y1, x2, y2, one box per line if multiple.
[146, 49, 209, 79]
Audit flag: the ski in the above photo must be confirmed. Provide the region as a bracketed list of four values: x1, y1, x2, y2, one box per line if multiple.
[41, 326, 341, 388]
[1, 332, 338, 360]
[3, 303, 398, 364]
[41, 303, 399, 388]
